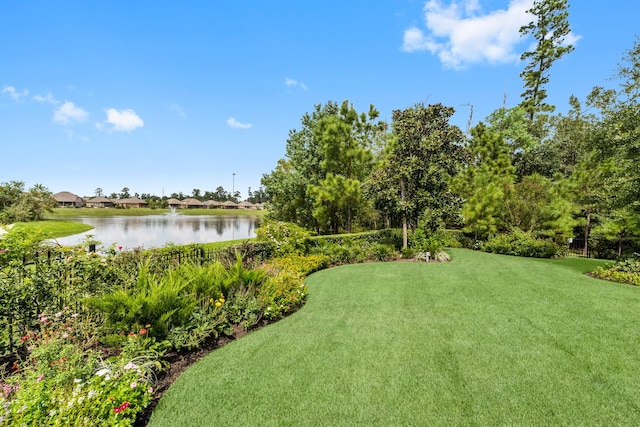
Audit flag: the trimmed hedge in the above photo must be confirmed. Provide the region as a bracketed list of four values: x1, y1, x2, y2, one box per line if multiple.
[482, 229, 560, 258]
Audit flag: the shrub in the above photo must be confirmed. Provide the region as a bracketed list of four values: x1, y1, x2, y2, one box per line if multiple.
[258, 270, 307, 321]
[410, 228, 446, 255]
[257, 254, 327, 320]
[440, 229, 467, 248]
[482, 229, 560, 258]
[591, 256, 640, 286]
[84, 263, 196, 342]
[263, 254, 330, 277]
[306, 229, 402, 252]
[255, 220, 310, 256]
[367, 243, 396, 261]
[0, 314, 160, 426]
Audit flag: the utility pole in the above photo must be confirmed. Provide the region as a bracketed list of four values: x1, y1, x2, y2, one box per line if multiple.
[232, 173, 236, 201]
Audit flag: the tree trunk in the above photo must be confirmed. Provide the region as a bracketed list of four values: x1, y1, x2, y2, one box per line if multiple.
[401, 178, 407, 249]
[618, 237, 622, 258]
[582, 208, 591, 257]
[347, 201, 352, 234]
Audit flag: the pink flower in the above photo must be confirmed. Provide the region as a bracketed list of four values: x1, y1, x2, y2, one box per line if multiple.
[71, 313, 79, 318]
[118, 245, 123, 251]
[130, 382, 137, 388]
[55, 312, 62, 318]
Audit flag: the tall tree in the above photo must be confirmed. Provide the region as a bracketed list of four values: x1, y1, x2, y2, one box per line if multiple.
[519, 0, 575, 122]
[370, 103, 465, 248]
[452, 123, 515, 239]
[262, 101, 340, 231]
[309, 101, 384, 233]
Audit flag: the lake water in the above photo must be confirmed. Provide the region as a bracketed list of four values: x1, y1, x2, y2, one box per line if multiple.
[53, 215, 261, 249]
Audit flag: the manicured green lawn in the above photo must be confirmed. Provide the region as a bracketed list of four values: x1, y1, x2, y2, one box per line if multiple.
[149, 249, 639, 426]
[13, 220, 93, 238]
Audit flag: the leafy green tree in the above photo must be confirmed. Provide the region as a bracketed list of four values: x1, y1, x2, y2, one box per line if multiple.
[308, 101, 384, 233]
[568, 158, 617, 257]
[452, 123, 515, 239]
[370, 103, 465, 248]
[519, 0, 575, 121]
[501, 174, 576, 241]
[514, 93, 605, 179]
[262, 101, 340, 231]
[0, 181, 56, 223]
[0, 181, 24, 213]
[592, 207, 640, 257]
[119, 187, 131, 199]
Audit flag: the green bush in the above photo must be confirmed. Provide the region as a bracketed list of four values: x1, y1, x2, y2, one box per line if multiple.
[367, 243, 396, 261]
[255, 220, 310, 256]
[84, 264, 196, 341]
[591, 257, 640, 286]
[263, 254, 330, 277]
[482, 229, 560, 258]
[306, 229, 402, 252]
[258, 270, 307, 320]
[410, 228, 446, 255]
[441, 229, 467, 248]
[0, 312, 160, 426]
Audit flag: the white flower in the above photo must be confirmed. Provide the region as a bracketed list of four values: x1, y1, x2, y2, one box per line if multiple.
[95, 368, 110, 377]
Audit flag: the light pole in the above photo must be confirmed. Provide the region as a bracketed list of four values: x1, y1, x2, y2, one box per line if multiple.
[232, 173, 235, 201]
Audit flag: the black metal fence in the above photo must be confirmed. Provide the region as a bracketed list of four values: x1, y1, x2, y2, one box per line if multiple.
[567, 237, 591, 258]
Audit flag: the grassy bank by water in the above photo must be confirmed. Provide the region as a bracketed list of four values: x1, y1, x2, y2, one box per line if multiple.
[149, 249, 639, 426]
[13, 220, 94, 239]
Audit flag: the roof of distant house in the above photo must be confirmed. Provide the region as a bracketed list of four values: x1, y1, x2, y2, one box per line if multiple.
[87, 196, 113, 203]
[182, 198, 204, 206]
[54, 191, 81, 202]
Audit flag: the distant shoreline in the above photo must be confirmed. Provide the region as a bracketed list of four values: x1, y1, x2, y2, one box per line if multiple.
[46, 207, 268, 218]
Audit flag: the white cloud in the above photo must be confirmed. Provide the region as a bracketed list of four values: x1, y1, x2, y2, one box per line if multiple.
[403, 0, 534, 69]
[103, 108, 144, 132]
[227, 117, 253, 129]
[53, 101, 89, 125]
[33, 92, 59, 104]
[285, 78, 308, 91]
[1, 86, 29, 102]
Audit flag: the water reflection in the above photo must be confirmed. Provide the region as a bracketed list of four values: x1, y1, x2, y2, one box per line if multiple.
[53, 215, 261, 249]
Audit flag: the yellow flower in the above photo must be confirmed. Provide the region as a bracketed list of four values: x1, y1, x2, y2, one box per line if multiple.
[209, 298, 214, 303]
[215, 301, 222, 307]
[219, 298, 225, 303]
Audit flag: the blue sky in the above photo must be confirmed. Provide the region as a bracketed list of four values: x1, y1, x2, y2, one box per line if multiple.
[1, 1, 637, 199]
